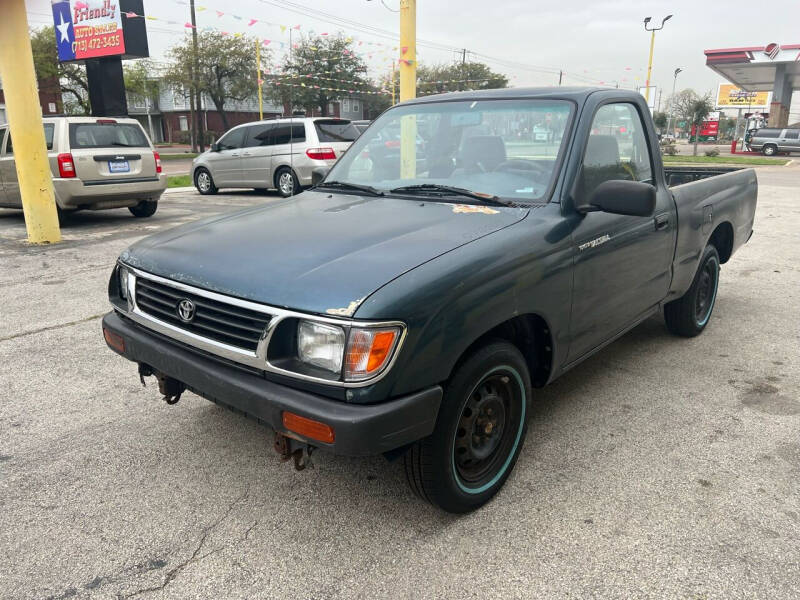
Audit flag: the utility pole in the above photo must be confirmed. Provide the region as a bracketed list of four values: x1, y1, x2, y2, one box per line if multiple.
[558, 70, 563, 86]
[0, 0, 60, 243]
[190, 0, 204, 151]
[399, 0, 416, 179]
[643, 14, 672, 104]
[257, 39, 264, 120]
[666, 67, 681, 136]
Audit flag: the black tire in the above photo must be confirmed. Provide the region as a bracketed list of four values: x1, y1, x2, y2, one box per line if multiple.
[403, 341, 531, 513]
[664, 244, 720, 337]
[762, 144, 777, 156]
[129, 200, 158, 218]
[274, 167, 299, 198]
[194, 168, 218, 195]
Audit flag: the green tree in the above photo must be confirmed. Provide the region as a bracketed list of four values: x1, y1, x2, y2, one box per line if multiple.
[416, 61, 508, 96]
[164, 32, 262, 130]
[689, 94, 714, 156]
[30, 26, 90, 114]
[269, 35, 369, 116]
[653, 111, 668, 130]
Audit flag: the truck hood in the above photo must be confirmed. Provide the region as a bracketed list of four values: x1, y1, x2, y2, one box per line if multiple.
[121, 190, 528, 316]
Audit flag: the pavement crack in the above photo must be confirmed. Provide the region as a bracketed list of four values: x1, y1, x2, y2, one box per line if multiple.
[0, 313, 105, 343]
[120, 486, 251, 599]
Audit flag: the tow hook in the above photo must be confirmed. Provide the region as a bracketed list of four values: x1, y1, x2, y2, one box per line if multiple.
[138, 364, 185, 405]
[274, 432, 314, 471]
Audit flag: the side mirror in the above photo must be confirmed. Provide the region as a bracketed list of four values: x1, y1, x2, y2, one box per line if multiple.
[311, 167, 329, 186]
[210, 142, 219, 152]
[578, 180, 656, 217]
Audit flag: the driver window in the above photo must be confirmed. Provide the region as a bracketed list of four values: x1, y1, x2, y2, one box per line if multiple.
[218, 127, 245, 150]
[581, 103, 653, 197]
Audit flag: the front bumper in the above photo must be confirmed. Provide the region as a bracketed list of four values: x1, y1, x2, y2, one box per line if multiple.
[102, 311, 442, 456]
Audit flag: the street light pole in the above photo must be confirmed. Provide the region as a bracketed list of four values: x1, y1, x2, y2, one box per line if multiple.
[643, 14, 672, 104]
[666, 67, 682, 136]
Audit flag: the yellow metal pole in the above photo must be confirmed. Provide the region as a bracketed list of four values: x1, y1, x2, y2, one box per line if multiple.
[399, 0, 416, 179]
[257, 40, 264, 120]
[644, 29, 655, 103]
[0, 0, 61, 244]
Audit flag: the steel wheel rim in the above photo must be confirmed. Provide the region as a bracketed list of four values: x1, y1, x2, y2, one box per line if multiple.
[453, 372, 520, 487]
[695, 259, 717, 324]
[279, 172, 294, 195]
[197, 171, 210, 192]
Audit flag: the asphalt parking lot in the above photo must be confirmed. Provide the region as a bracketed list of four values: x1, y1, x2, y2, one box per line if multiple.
[1, 169, 798, 599]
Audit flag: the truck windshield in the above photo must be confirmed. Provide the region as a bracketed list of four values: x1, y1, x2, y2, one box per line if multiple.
[325, 99, 573, 202]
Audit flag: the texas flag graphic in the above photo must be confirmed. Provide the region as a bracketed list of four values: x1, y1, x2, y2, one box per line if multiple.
[51, 0, 125, 62]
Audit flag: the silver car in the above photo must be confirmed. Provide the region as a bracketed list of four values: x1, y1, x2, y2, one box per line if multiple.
[0, 116, 167, 218]
[748, 127, 800, 156]
[191, 117, 359, 197]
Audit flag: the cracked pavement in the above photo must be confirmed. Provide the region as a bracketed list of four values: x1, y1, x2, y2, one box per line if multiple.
[1, 172, 799, 599]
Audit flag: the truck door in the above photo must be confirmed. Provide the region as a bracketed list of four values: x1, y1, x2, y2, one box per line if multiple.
[567, 101, 675, 361]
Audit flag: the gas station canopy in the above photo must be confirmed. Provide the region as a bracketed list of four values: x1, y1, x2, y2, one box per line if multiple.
[705, 43, 800, 127]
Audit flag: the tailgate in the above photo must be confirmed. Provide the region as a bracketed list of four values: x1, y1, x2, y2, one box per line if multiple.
[68, 120, 157, 182]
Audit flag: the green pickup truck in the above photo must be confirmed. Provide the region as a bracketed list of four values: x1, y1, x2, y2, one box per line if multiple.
[103, 87, 757, 512]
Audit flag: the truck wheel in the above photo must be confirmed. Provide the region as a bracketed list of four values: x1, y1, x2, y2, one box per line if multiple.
[275, 167, 299, 198]
[664, 244, 720, 337]
[129, 200, 158, 218]
[404, 341, 531, 513]
[194, 168, 218, 195]
[762, 144, 777, 156]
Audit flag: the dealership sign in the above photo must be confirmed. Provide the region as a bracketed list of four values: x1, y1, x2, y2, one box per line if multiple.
[52, 0, 125, 61]
[716, 84, 771, 110]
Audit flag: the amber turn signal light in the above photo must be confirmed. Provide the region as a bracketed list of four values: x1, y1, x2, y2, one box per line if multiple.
[282, 411, 335, 444]
[103, 327, 125, 353]
[344, 328, 400, 381]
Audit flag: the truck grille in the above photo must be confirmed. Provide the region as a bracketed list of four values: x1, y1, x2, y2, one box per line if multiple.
[135, 277, 270, 352]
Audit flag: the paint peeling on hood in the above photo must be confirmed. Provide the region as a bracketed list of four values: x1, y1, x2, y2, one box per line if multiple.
[325, 298, 365, 317]
[451, 204, 500, 215]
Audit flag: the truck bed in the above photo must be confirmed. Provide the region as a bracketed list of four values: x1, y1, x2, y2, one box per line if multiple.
[666, 167, 758, 300]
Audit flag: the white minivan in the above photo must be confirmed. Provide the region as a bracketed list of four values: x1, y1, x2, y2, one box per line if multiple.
[191, 117, 359, 197]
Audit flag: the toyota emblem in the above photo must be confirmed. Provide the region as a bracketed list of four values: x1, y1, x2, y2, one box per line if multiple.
[176, 299, 196, 322]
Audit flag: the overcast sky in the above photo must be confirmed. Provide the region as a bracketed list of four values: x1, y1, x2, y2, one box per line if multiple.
[25, 0, 800, 116]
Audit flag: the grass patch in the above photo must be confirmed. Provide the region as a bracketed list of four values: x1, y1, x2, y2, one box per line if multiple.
[662, 154, 789, 166]
[167, 175, 193, 188]
[159, 153, 198, 160]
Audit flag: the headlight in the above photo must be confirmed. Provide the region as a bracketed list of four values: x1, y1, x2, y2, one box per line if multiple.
[118, 266, 129, 300]
[296, 321, 402, 382]
[297, 321, 345, 374]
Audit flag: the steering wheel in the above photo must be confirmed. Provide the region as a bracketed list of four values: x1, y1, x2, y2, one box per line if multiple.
[494, 159, 550, 181]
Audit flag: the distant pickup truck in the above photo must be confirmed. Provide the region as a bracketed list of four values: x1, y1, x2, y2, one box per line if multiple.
[103, 88, 757, 513]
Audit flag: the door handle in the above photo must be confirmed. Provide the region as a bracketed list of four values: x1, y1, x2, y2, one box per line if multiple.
[231, 153, 240, 157]
[242, 152, 251, 156]
[654, 214, 669, 231]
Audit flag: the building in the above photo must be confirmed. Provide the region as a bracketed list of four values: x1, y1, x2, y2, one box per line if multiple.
[128, 82, 367, 145]
[0, 76, 64, 124]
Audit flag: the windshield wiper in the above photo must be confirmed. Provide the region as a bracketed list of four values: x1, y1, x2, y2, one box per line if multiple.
[389, 184, 516, 207]
[317, 180, 385, 197]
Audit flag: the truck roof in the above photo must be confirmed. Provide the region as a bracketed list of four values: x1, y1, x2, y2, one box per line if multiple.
[403, 86, 640, 105]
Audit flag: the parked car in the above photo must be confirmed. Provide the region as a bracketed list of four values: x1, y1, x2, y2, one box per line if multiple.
[0, 116, 166, 218]
[191, 117, 359, 197]
[103, 88, 757, 513]
[746, 127, 800, 155]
